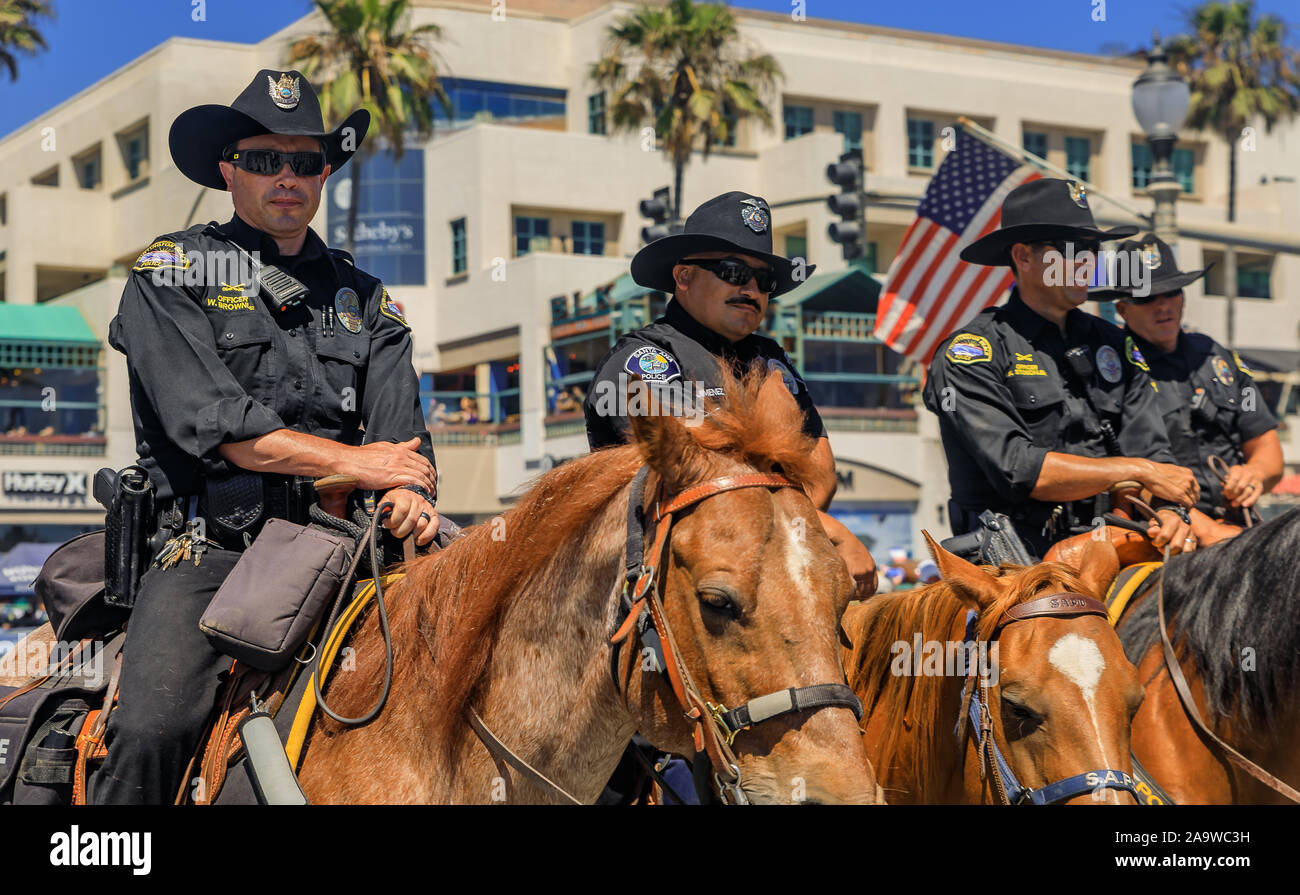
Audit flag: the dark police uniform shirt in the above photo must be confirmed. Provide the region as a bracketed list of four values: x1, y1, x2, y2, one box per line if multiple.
[1128, 329, 1277, 517]
[923, 289, 1178, 537]
[584, 299, 825, 449]
[109, 214, 435, 501]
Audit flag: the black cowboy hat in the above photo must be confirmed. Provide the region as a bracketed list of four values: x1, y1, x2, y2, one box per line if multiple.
[1088, 233, 1214, 303]
[169, 69, 370, 191]
[630, 191, 814, 297]
[959, 178, 1139, 267]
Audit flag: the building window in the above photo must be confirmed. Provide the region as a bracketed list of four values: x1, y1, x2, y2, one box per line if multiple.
[833, 110, 863, 153]
[572, 220, 605, 255]
[587, 92, 606, 135]
[784, 104, 813, 140]
[326, 147, 426, 285]
[0, 347, 103, 444]
[30, 165, 58, 187]
[434, 78, 566, 127]
[864, 242, 878, 275]
[117, 122, 150, 182]
[907, 118, 934, 169]
[73, 146, 102, 190]
[1023, 131, 1047, 160]
[450, 218, 467, 274]
[1065, 135, 1090, 181]
[785, 235, 808, 263]
[719, 104, 738, 148]
[0, 193, 7, 226]
[514, 216, 550, 255]
[1203, 250, 1274, 299]
[1132, 143, 1196, 194]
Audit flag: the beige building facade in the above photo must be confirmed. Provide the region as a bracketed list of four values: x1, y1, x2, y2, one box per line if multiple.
[0, 0, 1297, 555]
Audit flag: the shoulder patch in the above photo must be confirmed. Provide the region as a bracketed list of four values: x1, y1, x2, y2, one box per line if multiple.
[766, 357, 802, 396]
[132, 238, 189, 273]
[945, 333, 992, 365]
[624, 345, 681, 383]
[377, 287, 409, 329]
[1097, 344, 1122, 383]
[1124, 336, 1149, 373]
[1211, 355, 1234, 387]
[1232, 351, 1252, 375]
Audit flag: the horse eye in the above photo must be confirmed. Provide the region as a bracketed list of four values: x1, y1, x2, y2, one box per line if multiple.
[698, 589, 739, 619]
[1001, 696, 1042, 734]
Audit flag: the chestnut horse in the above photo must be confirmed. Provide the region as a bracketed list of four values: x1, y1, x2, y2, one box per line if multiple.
[842, 535, 1143, 804]
[1117, 508, 1300, 804]
[296, 369, 879, 804]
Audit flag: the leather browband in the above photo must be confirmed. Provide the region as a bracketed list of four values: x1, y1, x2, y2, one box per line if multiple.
[995, 593, 1108, 635]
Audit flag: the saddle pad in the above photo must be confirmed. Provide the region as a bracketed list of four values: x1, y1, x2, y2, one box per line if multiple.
[1105, 562, 1162, 627]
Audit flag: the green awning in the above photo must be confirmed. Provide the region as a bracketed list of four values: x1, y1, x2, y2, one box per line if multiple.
[608, 272, 655, 303]
[778, 263, 881, 312]
[0, 305, 98, 344]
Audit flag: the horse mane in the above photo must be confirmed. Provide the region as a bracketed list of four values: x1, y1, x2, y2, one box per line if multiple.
[1117, 507, 1300, 733]
[844, 561, 1093, 803]
[328, 363, 819, 756]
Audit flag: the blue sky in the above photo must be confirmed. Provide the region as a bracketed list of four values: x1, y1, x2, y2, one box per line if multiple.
[1, 0, 1296, 137]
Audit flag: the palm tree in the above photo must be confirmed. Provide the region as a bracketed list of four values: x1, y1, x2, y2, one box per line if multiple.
[0, 0, 54, 81]
[286, 0, 452, 256]
[590, 0, 782, 223]
[1166, 1, 1300, 223]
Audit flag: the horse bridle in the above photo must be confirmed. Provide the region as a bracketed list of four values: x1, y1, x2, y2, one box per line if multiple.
[956, 593, 1141, 805]
[610, 465, 863, 805]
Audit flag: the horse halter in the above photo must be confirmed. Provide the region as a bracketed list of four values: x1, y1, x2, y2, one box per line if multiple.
[611, 465, 864, 805]
[956, 593, 1140, 805]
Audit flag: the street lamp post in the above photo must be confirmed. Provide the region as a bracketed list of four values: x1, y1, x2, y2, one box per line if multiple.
[1131, 30, 1191, 245]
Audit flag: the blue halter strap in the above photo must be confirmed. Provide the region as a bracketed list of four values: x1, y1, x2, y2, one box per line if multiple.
[956, 604, 1140, 805]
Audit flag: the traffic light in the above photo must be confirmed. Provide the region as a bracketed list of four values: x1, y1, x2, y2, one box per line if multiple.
[826, 149, 865, 261]
[640, 186, 673, 244]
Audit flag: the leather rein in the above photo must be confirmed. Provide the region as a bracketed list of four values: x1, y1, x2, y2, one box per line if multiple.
[956, 593, 1141, 804]
[609, 465, 863, 805]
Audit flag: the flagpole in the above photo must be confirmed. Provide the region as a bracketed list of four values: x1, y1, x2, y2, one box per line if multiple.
[956, 116, 1153, 227]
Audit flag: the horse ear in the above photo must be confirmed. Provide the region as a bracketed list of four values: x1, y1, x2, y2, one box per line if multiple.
[626, 377, 702, 490]
[1073, 538, 1120, 600]
[921, 530, 1003, 612]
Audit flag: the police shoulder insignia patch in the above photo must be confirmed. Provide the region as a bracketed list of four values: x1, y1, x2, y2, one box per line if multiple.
[1211, 355, 1234, 387]
[378, 287, 409, 330]
[132, 238, 189, 273]
[1124, 336, 1149, 372]
[945, 333, 992, 365]
[1096, 344, 1122, 383]
[1232, 351, 1252, 375]
[767, 357, 801, 396]
[624, 345, 681, 383]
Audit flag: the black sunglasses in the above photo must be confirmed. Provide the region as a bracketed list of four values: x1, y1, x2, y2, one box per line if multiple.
[222, 147, 327, 177]
[685, 257, 778, 294]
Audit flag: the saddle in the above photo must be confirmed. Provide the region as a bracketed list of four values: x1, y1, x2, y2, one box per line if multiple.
[1, 475, 438, 806]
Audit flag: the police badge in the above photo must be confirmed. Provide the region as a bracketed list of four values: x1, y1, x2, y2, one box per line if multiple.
[740, 198, 769, 234]
[1067, 181, 1088, 208]
[268, 73, 301, 110]
[1140, 242, 1162, 270]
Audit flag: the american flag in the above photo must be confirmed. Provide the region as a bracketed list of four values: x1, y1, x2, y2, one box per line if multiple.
[875, 128, 1040, 363]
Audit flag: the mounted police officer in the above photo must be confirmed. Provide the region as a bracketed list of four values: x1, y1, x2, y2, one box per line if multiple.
[923, 178, 1199, 561]
[96, 70, 439, 804]
[584, 190, 875, 595]
[586, 191, 875, 806]
[1091, 234, 1281, 535]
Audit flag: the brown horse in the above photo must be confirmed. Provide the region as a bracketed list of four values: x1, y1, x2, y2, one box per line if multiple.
[842, 535, 1143, 804]
[296, 369, 880, 804]
[1117, 508, 1300, 804]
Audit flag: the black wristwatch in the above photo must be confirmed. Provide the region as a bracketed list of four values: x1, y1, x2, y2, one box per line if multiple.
[402, 483, 436, 507]
[1156, 504, 1191, 524]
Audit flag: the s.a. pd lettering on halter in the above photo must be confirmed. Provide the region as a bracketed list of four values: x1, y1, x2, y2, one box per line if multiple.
[955, 594, 1141, 805]
[610, 465, 864, 805]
